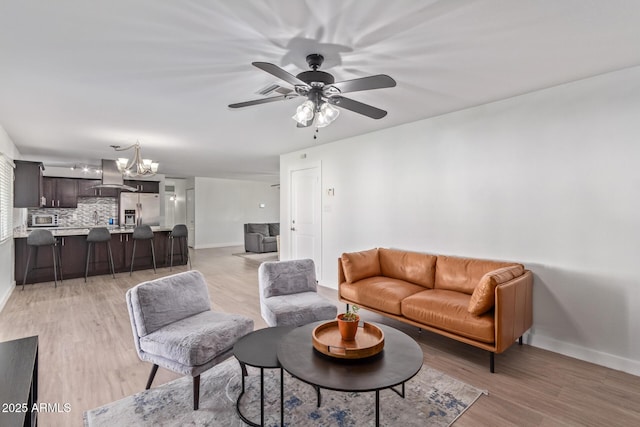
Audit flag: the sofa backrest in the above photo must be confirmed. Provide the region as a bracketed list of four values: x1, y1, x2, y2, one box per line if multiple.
[245, 223, 280, 236]
[435, 255, 521, 294]
[245, 223, 269, 236]
[379, 248, 437, 288]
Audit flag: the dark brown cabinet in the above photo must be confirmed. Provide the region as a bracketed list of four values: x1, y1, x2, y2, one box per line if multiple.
[42, 177, 78, 208]
[124, 179, 159, 193]
[13, 160, 43, 208]
[77, 179, 119, 197]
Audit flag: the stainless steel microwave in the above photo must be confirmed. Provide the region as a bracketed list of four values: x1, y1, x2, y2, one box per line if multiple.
[31, 214, 59, 227]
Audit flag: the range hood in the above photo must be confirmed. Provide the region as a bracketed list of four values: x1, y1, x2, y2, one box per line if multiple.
[90, 159, 138, 192]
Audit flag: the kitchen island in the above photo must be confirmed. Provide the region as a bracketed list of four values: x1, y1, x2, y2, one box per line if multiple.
[14, 226, 187, 285]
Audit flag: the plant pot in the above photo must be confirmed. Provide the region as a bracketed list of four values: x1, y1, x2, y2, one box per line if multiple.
[337, 314, 360, 341]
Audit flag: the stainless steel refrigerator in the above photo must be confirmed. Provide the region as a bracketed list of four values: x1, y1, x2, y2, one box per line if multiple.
[120, 192, 160, 226]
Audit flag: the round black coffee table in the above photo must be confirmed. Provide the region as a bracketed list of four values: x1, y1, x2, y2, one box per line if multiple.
[233, 326, 295, 427]
[277, 321, 423, 426]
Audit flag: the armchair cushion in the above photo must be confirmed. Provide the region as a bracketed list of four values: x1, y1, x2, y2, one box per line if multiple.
[139, 310, 254, 366]
[261, 291, 337, 327]
[129, 270, 211, 337]
[259, 258, 317, 298]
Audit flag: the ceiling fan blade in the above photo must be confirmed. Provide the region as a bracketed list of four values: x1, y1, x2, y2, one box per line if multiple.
[328, 74, 396, 94]
[228, 94, 297, 109]
[252, 62, 310, 88]
[328, 96, 388, 119]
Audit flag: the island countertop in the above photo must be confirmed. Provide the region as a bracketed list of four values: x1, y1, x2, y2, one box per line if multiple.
[14, 226, 187, 285]
[14, 226, 173, 239]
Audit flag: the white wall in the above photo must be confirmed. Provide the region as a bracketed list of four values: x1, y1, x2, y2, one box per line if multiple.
[0, 125, 21, 312]
[280, 66, 640, 376]
[194, 177, 279, 249]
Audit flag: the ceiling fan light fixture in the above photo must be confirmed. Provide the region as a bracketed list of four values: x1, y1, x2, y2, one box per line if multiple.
[316, 102, 340, 128]
[292, 100, 315, 125]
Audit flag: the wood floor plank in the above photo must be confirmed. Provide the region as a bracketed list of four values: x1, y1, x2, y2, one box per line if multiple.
[1, 245, 639, 426]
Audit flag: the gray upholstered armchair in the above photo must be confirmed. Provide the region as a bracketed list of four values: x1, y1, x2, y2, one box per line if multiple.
[126, 270, 254, 410]
[258, 259, 337, 327]
[244, 223, 279, 253]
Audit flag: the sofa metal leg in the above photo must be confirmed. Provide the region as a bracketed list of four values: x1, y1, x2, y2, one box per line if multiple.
[193, 375, 200, 410]
[519, 336, 523, 345]
[490, 352, 495, 373]
[146, 364, 159, 389]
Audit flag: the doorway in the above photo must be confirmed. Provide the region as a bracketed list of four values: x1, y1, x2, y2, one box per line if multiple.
[186, 188, 195, 248]
[289, 165, 321, 278]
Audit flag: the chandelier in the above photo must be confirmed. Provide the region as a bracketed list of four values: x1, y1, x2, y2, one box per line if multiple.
[110, 141, 159, 177]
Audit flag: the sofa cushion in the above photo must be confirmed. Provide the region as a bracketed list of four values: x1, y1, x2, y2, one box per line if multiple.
[402, 289, 494, 343]
[340, 276, 425, 315]
[247, 223, 269, 236]
[468, 265, 525, 315]
[341, 249, 381, 283]
[268, 223, 280, 236]
[139, 310, 254, 366]
[379, 248, 437, 288]
[435, 255, 520, 295]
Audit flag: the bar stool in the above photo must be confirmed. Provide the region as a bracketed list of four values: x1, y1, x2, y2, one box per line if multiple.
[130, 225, 156, 276]
[22, 229, 62, 290]
[167, 224, 191, 271]
[85, 227, 116, 282]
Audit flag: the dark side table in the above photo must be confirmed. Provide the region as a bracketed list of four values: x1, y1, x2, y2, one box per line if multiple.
[277, 322, 423, 427]
[233, 326, 294, 427]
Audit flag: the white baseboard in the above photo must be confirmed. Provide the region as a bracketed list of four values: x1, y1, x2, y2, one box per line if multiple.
[193, 241, 243, 250]
[527, 332, 640, 377]
[0, 281, 15, 313]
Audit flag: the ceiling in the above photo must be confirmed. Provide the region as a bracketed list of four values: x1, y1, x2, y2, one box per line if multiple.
[1, 1, 639, 182]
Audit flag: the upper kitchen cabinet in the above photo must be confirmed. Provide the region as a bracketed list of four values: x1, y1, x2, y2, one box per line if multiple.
[14, 161, 44, 208]
[77, 179, 119, 197]
[42, 177, 78, 208]
[124, 180, 159, 193]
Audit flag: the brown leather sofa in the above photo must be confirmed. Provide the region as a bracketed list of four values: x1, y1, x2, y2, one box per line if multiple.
[338, 248, 533, 372]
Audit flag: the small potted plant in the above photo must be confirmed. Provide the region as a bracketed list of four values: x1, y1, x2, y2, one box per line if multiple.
[337, 305, 360, 341]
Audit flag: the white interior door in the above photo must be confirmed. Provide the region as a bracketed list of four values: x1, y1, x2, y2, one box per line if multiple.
[290, 166, 321, 278]
[186, 188, 195, 247]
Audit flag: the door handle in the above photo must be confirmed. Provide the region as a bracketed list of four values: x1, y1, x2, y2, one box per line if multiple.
[291, 227, 296, 231]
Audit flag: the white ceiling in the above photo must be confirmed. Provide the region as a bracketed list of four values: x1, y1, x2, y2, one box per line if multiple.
[1, 1, 639, 182]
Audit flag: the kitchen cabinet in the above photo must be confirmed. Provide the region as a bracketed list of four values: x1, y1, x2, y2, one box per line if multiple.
[77, 179, 119, 197]
[42, 177, 78, 208]
[124, 179, 159, 193]
[13, 160, 43, 208]
[15, 230, 179, 285]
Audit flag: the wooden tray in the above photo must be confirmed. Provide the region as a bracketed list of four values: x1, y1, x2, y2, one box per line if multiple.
[312, 321, 385, 359]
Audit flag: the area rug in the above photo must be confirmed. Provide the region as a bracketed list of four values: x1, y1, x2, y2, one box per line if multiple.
[84, 358, 487, 427]
[232, 252, 279, 263]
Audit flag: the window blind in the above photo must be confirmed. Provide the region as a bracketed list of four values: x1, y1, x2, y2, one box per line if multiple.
[0, 153, 14, 243]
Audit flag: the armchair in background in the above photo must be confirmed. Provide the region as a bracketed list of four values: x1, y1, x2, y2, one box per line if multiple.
[244, 223, 279, 253]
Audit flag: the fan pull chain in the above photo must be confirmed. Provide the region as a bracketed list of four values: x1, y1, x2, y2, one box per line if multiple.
[314, 128, 319, 140]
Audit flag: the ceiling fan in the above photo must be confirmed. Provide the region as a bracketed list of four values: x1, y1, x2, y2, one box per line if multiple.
[228, 54, 396, 128]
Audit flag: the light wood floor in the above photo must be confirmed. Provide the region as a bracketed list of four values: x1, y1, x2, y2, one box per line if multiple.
[1, 246, 639, 426]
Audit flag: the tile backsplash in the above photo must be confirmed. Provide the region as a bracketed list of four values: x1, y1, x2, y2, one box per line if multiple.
[28, 197, 118, 227]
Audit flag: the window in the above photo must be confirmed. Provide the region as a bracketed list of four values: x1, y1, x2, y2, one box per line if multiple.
[0, 153, 14, 243]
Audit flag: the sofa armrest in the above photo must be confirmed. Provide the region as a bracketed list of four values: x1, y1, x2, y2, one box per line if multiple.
[244, 232, 265, 252]
[494, 270, 533, 353]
